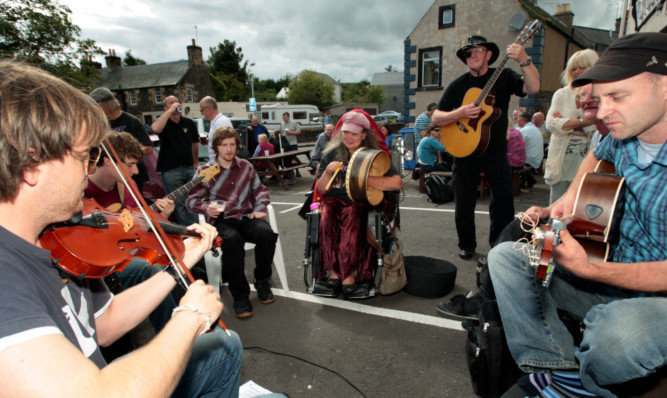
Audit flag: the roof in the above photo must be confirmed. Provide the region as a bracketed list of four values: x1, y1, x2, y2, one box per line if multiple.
[573, 26, 618, 52]
[370, 72, 403, 86]
[98, 60, 190, 90]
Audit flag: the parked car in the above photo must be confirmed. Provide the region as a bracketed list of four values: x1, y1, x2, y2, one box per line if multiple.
[378, 110, 404, 122]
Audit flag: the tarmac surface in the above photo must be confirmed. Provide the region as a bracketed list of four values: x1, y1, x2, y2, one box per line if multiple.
[220, 154, 551, 398]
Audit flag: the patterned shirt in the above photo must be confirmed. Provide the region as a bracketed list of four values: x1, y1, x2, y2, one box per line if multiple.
[413, 111, 432, 147]
[594, 136, 667, 263]
[506, 128, 526, 168]
[185, 157, 270, 223]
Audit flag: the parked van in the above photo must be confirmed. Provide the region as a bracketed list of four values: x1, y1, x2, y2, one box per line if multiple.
[260, 104, 321, 131]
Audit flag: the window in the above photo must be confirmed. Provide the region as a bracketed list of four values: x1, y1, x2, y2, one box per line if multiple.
[419, 47, 442, 88]
[186, 87, 194, 102]
[439, 4, 455, 29]
[129, 91, 136, 106]
[293, 111, 307, 120]
[154, 89, 162, 104]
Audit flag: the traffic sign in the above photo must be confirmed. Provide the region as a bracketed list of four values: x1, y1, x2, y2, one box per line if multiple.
[249, 98, 256, 111]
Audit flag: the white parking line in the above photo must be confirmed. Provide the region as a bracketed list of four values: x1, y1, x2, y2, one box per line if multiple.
[251, 288, 465, 331]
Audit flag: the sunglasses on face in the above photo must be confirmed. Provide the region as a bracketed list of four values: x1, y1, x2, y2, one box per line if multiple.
[463, 48, 486, 58]
[85, 146, 102, 174]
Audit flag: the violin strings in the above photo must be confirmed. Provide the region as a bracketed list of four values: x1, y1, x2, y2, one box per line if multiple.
[100, 143, 189, 287]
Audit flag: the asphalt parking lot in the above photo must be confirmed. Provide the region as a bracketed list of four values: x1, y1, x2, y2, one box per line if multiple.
[220, 158, 550, 397]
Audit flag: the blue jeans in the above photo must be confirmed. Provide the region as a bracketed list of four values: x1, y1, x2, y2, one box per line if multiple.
[115, 259, 184, 333]
[162, 166, 197, 226]
[172, 329, 243, 397]
[488, 242, 667, 397]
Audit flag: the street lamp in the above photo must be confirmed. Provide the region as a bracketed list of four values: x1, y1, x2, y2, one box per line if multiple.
[249, 62, 255, 99]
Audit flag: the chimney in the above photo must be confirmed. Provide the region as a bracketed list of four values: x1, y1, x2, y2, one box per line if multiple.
[105, 49, 122, 72]
[554, 4, 574, 28]
[187, 39, 203, 67]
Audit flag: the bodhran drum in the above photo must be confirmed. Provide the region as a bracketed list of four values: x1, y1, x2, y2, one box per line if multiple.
[345, 147, 390, 206]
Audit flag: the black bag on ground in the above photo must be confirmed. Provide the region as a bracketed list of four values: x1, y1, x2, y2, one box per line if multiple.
[425, 174, 454, 204]
[465, 299, 522, 398]
[403, 256, 457, 298]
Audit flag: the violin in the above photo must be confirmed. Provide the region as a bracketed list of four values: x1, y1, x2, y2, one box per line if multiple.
[39, 198, 216, 278]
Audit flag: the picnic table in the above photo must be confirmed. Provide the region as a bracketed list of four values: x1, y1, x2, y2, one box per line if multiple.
[249, 149, 312, 190]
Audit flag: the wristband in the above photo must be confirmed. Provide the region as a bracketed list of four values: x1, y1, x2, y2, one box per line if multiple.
[162, 267, 180, 283]
[172, 303, 212, 335]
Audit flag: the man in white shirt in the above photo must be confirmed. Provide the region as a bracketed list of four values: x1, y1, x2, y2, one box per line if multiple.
[517, 111, 544, 188]
[200, 96, 233, 161]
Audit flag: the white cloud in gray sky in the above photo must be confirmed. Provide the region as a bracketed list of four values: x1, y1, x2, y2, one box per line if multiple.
[61, 0, 620, 83]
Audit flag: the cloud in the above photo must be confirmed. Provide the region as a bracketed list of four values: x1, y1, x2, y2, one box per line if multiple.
[62, 0, 616, 82]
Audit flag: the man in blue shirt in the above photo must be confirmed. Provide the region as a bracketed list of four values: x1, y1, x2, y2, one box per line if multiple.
[416, 126, 451, 174]
[517, 111, 544, 188]
[489, 32, 667, 398]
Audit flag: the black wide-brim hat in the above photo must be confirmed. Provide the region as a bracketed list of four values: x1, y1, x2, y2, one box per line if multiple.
[456, 35, 500, 65]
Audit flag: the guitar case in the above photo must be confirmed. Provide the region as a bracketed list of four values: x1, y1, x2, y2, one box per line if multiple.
[403, 256, 457, 298]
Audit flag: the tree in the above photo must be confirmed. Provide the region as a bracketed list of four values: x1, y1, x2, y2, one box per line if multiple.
[0, 0, 104, 90]
[206, 40, 248, 100]
[287, 70, 334, 109]
[385, 65, 395, 72]
[123, 50, 146, 66]
[341, 80, 385, 105]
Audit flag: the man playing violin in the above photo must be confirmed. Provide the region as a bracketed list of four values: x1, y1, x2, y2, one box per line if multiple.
[0, 61, 242, 397]
[487, 33, 666, 397]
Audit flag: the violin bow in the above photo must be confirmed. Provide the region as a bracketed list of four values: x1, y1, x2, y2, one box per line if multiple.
[100, 138, 231, 336]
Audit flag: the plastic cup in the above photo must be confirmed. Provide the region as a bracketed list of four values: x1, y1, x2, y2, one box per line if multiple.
[210, 200, 226, 212]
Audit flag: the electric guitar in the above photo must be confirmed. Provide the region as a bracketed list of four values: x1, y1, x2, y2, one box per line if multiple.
[529, 160, 624, 286]
[107, 164, 221, 212]
[441, 19, 541, 158]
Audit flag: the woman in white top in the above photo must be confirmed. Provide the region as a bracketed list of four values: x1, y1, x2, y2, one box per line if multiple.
[544, 49, 599, 203]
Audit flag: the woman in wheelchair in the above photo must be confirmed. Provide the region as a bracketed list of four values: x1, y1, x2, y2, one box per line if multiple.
[314, 110, 402, 299]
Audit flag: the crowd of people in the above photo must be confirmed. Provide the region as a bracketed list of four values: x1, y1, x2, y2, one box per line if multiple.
[1, 26, 664, 398]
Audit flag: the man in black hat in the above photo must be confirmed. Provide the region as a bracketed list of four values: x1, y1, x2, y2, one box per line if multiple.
[431, 35, 540, 260]
[488, 32, 667, 397]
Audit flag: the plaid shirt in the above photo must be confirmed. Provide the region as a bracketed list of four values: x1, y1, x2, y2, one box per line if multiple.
[186, 157, 270, 223]
[594, 136, 667, 263]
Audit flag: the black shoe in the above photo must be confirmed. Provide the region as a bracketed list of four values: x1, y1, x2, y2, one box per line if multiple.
[234, 297, 253, 318]
[436, 292, 481, 320]
[342, 282, 374, 300]
[254, 279, 275, 304]
[312, 279, 341, 298]
[458, 249, 474, 260]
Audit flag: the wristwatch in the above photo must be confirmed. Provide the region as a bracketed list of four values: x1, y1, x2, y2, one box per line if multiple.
[519, 58, 532, 67]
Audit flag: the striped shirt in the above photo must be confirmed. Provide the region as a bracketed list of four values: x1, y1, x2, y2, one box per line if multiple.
[594, 136, 667, 263]
[186, 157, 270, 223]
[413, 111, 432, 147]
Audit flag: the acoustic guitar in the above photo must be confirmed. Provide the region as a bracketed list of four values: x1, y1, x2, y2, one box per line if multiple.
[441, 20, 541, 158]
[107, 163, 221, 212]
[529, 160, 624, 287]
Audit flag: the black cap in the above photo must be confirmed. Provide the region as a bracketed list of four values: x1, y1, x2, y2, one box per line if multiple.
[456, 35, 500, 65]
[573, 32, 667, 87]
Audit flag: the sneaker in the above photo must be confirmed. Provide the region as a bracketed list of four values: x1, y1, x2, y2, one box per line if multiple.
[234, 297, 253, 318]
[436, 291, 481, 320]
[254, 279, 275, 304]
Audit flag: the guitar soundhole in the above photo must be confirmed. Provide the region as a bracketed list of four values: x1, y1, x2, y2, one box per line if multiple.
[456, 122, 469, 133]
[585, 204, 603, 220]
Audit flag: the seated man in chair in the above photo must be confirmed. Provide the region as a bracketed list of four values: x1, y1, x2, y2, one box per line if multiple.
[187, 126, 278, 319]
[488, 33, 666, 397]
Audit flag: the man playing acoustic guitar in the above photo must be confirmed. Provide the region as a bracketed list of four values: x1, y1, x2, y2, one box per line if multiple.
[431, 33, 540, 260]
[488, 33, 666, 397]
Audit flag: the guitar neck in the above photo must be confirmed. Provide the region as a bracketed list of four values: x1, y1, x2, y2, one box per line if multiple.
[474, 55, 511, 106]
[149, 175, 205, 211]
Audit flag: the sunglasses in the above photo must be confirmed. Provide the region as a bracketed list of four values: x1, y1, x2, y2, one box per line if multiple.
[463, 48, 486, 58]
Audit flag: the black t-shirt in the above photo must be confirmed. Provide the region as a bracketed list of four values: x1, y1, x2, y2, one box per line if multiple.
[156, 116, 199, 172]
[109, 112, 153, 184]
[437, 68, 525, 153]
[0, 225, 111, 368]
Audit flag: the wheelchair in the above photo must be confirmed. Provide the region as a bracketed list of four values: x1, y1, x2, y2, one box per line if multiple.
[302, 194, 400, 299]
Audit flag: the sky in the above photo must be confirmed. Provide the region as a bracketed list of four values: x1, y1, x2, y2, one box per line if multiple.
[60, 0, 621, 83]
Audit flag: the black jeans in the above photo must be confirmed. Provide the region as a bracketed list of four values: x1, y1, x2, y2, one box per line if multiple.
[215, 217, 278, 300]
[452, 149, 515, 251]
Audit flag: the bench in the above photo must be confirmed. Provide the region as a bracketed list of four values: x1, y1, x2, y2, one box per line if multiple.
[512, 166, 533, 196]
